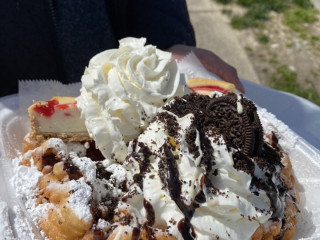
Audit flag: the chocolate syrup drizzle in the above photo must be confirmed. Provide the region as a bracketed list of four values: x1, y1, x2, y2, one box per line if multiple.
[144, 199, 155, 226]
[163, 144, 194, 220]
[131, 140, 152, 190]
[131, 228, 141, 240]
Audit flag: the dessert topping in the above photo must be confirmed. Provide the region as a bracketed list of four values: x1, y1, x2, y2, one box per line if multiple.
[77, 37, 186, 162]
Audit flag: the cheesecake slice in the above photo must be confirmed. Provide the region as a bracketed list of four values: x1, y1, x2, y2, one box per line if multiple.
[187, 78, 236, 95]
[27, 96, 89, 144]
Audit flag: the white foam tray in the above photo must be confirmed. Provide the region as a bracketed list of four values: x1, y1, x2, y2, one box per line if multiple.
[1, 94, 320, 239]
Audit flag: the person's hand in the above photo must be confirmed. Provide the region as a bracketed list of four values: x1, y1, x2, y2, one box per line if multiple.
[167, 44, 245, 93]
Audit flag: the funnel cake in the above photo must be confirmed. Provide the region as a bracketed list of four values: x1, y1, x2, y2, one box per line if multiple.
[14, 92, 298, 240]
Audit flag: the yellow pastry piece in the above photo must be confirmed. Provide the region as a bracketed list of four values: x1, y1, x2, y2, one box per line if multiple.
[187, 78, 236, 95]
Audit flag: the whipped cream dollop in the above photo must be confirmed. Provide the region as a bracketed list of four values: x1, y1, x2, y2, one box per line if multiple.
[77, 37, 187, 161]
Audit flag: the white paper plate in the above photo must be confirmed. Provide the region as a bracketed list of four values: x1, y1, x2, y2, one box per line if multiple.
[1, 94, 320, 239]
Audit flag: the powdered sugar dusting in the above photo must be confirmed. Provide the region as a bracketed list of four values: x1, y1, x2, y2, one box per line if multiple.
[10, 156, 53, 239]
[11, 158, 42, 200]
[67, 142, 87, 157]
[45, 138, 68, 156]
[71, 157, 96, 182]
[67, 179, 92, 223]
[0, 201, 14, 240]
[13, 205, 36, 240]
[106, 164, 127, 186]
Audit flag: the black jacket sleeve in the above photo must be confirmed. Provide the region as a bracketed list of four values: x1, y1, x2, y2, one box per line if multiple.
[106, 0, 196, 49]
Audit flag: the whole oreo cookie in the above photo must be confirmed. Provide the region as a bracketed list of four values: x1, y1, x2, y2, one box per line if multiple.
[163, 93, 263, 157]
[205, 93, 263, 157]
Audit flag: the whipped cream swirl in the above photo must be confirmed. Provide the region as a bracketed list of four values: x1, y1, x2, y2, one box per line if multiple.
[77, 37, 186, 161]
